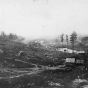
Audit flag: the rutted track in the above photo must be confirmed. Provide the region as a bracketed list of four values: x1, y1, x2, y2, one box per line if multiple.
[0, 67, 44, 79]
[0, 64, 66, 79]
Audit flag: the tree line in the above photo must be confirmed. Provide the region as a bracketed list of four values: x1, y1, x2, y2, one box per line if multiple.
[55, 31, 88, 53]
[0, 31, 24, 42]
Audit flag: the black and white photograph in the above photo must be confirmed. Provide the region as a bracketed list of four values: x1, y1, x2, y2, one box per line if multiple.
[0, 0, 88, 88]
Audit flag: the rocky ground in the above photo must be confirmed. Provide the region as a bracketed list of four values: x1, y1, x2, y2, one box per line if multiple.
[0, 64, 87, 88]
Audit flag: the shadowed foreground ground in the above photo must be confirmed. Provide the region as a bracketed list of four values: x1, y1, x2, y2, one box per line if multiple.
[0, 66, 88, 88]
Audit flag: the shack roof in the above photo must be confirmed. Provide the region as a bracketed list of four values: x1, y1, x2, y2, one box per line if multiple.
[66, 55, 84, 60]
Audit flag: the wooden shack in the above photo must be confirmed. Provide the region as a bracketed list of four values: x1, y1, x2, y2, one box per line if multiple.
[65, 54, 85, 67]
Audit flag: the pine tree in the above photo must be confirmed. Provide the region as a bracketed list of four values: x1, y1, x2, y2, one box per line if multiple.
[70, 31, 77, 53]
[66, 34, 69, 48]
[60, 34, 64, 48]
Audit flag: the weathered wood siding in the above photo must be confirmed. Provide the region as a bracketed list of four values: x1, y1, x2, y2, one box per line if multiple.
[66, 58, 75, 63]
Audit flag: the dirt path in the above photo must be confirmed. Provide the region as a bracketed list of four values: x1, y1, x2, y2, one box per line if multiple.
[15, 59, 43, 68]
[0, 66, 44, 79]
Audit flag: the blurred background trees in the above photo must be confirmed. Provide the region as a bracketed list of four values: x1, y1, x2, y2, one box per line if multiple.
[70, 31, 77, 53]
[66, 34, 69, 48]
[60, 34, 64, 47]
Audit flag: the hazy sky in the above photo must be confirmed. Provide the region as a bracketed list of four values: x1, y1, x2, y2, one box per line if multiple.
[0, 0, 88, 39]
